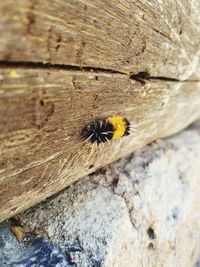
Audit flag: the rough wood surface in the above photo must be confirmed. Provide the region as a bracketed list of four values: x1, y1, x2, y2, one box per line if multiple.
[0, 0, 200, 221]
[0, 0, 200, 79]
[1, 68, 200, 222]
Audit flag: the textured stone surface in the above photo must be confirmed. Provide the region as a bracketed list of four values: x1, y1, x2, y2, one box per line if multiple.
[0, 223, 69, 266]
[6, 120, 199, 267]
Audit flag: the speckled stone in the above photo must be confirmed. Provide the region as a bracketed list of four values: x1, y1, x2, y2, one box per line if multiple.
[1, 121, 200, 267]
[0, 223, 70, 266]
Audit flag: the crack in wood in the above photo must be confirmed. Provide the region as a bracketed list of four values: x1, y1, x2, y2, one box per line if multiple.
[0, 60, 199, 83]
[129, 71, 180, 84]
[129, 71, 200, 83]
[0, 60, 124, 75]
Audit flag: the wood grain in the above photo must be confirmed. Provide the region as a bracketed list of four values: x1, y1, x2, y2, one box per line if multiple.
[0, 67, 200, 221]
[0, 0, 200, 221]
[0, 0, 200, 79]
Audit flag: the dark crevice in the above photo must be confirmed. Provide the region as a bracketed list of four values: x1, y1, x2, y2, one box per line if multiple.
[130, 71, 200, 83]
[0, 60, 124, 75]
[0, 60, 199, 83]
[130, 71, 150, 80]
[130, 71, 180, 83]
[149, 76, 180, 82]
[147, 227, 156, 240]
[129, 71, 150, 85]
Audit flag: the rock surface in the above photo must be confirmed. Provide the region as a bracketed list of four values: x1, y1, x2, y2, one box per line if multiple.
[1, 121, 200, 267]
[0, 223, 69, 266]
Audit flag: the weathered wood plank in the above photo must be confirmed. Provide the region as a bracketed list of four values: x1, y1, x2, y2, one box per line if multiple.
[1, 0, 200, 221]
[0, 0, 200, 79]
[0, 67, 200, 221]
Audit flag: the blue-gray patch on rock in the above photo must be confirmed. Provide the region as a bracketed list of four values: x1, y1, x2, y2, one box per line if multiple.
[0, 223, 72, 267]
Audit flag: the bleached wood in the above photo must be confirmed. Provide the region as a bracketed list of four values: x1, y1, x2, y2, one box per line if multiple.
[0, 0, 200, 221]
